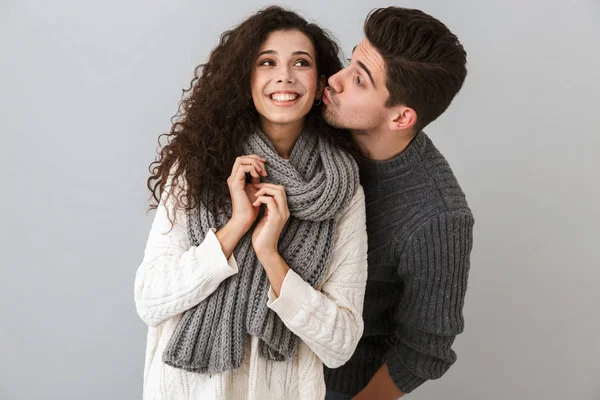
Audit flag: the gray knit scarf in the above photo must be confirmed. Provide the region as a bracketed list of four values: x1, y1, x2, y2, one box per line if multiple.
[162, 128, 359, 374]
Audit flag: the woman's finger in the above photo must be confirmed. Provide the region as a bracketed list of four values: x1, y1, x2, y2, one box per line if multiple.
[239, 156, 267, 176]
[254, 186, 284, 203]
[253, 187, 289, 218]
[232, 155, 265, 173]
[235, 157, 266, 176]
[239, 165, 261, 179]
[252, 196, 279, 219]
[242, 154, 266, 163]
[253, 196, 286, 224]
[230, 165, 260, 186]
[239, 158, 265, 172]
[254, 184, 287, 206]
[253, 183, 285, 194]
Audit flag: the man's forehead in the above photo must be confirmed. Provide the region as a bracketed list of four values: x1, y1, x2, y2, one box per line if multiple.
[353, 41, 384, 68]
[351, 40, 386, 81]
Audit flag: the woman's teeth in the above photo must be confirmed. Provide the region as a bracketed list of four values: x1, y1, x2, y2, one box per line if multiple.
[270, 93, 299, 102]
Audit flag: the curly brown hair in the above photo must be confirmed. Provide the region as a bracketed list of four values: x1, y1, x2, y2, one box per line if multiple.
[147, 6, 355, 216]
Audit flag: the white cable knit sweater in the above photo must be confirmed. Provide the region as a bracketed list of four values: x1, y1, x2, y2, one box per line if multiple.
[134, 181, 368, 400]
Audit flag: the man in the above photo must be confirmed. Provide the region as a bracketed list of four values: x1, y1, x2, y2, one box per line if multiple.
[322, 7, 475, 400]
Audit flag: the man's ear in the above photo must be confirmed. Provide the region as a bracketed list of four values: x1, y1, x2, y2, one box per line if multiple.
[316, 75, 326, 100]
[388, 105, 417, 132]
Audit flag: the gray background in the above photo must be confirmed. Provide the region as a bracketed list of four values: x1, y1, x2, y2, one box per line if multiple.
[1, 0, 599, 399]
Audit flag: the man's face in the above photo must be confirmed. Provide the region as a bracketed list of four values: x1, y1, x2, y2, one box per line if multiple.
[323, 39, 390, 133]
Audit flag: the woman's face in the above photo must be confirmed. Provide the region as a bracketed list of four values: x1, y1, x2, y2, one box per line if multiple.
[251, 30, 323, 130]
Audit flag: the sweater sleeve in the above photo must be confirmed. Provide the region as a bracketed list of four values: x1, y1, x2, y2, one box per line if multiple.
[385, 211, 474, 393]
[266, 187, 369, 368]
[134, 176, 238, 327]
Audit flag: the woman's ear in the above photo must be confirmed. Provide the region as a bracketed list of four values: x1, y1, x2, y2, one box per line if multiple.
[316, 75, 326, 100]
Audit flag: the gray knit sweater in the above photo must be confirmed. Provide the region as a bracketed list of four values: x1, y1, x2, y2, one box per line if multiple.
[324, 131, 474, 395]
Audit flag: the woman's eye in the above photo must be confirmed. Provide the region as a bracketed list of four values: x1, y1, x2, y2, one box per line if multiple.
[294, 60, 310, 67]
[260, 60, 274, 66]
[355, 75, 363, 86]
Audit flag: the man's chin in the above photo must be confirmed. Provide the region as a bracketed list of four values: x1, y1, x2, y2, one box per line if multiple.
[322, 108, 346, 129]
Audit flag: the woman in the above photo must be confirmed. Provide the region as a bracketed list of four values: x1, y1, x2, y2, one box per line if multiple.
[134, 6, 367, 399]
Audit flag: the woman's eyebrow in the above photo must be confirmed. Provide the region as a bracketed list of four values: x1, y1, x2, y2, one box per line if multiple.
[291, 51, 314, 61]
[258, 50, 277, 57]
[258, 50, 314, 62]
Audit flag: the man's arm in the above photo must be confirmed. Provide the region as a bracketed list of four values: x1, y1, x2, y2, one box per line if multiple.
[359, 211, 474, 398]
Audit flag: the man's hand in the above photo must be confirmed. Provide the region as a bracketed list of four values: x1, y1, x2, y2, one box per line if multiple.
[353, 364, 404, 400]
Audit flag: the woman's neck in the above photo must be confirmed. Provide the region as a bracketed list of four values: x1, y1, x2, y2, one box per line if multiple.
[260, 118, 305, 159]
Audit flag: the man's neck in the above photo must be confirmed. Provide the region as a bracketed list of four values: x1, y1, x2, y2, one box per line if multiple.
[352, 128, 416, 161]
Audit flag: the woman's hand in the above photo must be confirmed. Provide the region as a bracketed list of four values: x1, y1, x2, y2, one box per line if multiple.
[251, 183, 291, 296]
[217, 155, 267, 258]
[227, 155, 267, 231]
[251, 183, 290, 260]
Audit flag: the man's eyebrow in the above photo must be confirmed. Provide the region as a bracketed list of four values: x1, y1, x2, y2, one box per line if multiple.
[346, 46, 357, 64]
[357, 60, 376, 88]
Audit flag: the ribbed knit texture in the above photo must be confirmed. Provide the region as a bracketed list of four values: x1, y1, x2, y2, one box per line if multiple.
[324, 131, 474, 395]
[134, 183, 368, 400]
[163, 128, 359, 373]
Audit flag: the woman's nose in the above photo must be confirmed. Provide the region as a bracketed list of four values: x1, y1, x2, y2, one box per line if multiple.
[276, 66, 295, 84]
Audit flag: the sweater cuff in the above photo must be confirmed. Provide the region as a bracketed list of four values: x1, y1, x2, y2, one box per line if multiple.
[386, 349, 427, 394]
[195, 228, 238, 276]
[267, 269, 307, 322]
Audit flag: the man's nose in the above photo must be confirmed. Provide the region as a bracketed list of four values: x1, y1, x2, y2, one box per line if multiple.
[328, 69, 344, 93]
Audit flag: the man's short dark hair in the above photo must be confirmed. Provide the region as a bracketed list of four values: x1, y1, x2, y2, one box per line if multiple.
[364, 7, 467, 132]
